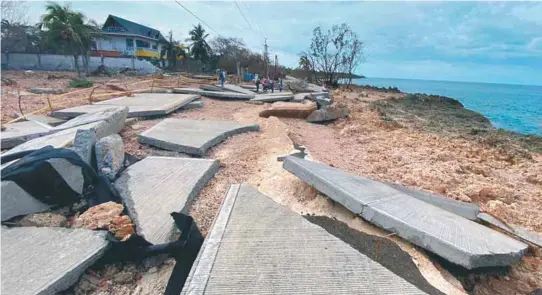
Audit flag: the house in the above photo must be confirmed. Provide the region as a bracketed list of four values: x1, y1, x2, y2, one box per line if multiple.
[91, 15, 166, 59]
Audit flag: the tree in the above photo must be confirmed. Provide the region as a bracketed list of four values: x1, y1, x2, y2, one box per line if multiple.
[39, 2, 100, 76]
[160, 31, 186, 69]
[302, 23, 364, 86]
[187, 24, 211, 68]
[298, 54, 313, 82]
[1, 1, 28, 24]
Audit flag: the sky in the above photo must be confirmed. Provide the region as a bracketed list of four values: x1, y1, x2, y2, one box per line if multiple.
[24, 1, 542, 86]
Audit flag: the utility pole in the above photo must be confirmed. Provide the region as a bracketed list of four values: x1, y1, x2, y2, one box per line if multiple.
[274, 54, 278, 78]
[263, 38, 269, 78]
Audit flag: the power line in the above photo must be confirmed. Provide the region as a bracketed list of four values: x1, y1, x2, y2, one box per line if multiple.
[174, 0, 220, 35]
[234, 0, 256, 35]
[240, 1, 265, 38]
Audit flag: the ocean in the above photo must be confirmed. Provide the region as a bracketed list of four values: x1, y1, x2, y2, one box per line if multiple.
[353, 78, 542, 136]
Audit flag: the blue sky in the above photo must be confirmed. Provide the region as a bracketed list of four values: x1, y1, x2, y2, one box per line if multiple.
[25, 1, 542, 86]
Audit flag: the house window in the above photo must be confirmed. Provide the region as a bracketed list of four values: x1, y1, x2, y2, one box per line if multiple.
[152, 44, 157, 50]
[92, 41, 97, 50]
[126, 39, 133, 48]
[136, 40, 150, 48]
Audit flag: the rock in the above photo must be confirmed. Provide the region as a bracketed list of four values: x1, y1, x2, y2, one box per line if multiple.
[259, 100, 317, 119]
[311, 95, 333, 107]
[28, 87, 66, 95]
[95, 134, 124, 180]
[73, 201, 134, 241]
[307, 104, 350, 123]
[71, 129, 97, 165]
[18, 212, 68, 227]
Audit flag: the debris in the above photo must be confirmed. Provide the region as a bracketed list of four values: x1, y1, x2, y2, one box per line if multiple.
[173, 88, 254, 100]
[1, 180, 51, 221]
[199, 85, 223, 92]
[18, 212, 68, 227]
[308, 95, 333, 107]
[307, 103, 350, 123]
[478, 212, 542, 247]
[53, 106, 128, 139]
[181, 100, 204, 110]
[251, 93, 294, 103]
[70, 78, 94, 88]
[1, 226, 109, 295]
[1, 77, 17, 86]
[218, 83, 256, 95]
[25, 114, 66, 127]
[105, 83, 128, 92]
[283, 156, 528, 269]
[182, 184, 426, 294]
[95, 134, 125, 181]
[114, 156, 219, 244]
[73, 201, 134, 241]
[91, 64, 112, 77]
[71, 128, 97, 165]
[1, 120, 53, 149]
[138, 118, 260, 157]
[259, 100, 317, 118]
[28, 87, 66, 95]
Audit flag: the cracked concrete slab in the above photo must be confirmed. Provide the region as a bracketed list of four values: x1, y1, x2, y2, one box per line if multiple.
[52, 93, 199, 119]
[217, 83, 256, 95]
[53, 106, 128, 138]
[138, 118, 259, 157]
[1, 180, 51, 221]
[251, 93, 294, 102]
[173, 88, 254, 100]
[114, 156, 219, 244]
[182, 184, 426, 295]
[283, 157, 528, 269]
[1, 226, 109, 295]
[1, 120, 53, 149]
[478, 212, 542, 247]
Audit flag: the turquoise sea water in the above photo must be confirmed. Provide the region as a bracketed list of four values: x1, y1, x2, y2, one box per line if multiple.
[353, 78, 542, 135]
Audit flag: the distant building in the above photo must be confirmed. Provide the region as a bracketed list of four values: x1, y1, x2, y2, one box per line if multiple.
[91, 15, 167, 59]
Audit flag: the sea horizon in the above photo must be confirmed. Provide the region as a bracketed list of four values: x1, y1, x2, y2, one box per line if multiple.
[353, 77, 542, 136]
[360, 76, 542, 88]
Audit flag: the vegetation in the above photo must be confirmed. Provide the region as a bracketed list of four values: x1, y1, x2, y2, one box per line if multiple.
[300, 23, 364, 87]
[160, 31, 187, 69]
[38, 2, 100, 76]
[69, 78, 93, 88]
[187, 24, 212, 67]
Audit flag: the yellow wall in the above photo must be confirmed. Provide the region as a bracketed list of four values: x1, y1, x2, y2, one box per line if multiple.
[135, 49, 159, 58]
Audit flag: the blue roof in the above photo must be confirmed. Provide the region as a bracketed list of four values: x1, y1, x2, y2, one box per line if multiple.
[103, 15, 166, 42]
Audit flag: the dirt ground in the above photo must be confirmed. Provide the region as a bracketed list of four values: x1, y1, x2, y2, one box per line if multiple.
[4, 72, 540, 294]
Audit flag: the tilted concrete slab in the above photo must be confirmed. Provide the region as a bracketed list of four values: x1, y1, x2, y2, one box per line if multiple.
[173, 88, 254, 100]
[182, 184, 426, 295]
[283, 157, 528, 269]
[25, 114, 66, 127]
[1, 180, 51, 221]
[217, 83, 255, 95]
[200, 85, 223, 92]
[138, 118, 259, 157]
[478, 213, 542, 248]
[52, 93, 199, 119]
[1, 120, 53, 149]
[388, 183, 480, 220]
[53, 106, 128, 138]
[114, 157, 219, 244]
[1, 226, 109, 295]
[251, 93, 294, 103]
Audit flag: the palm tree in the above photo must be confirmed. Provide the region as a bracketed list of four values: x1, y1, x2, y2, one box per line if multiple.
[298, 54, 313, 82]
[160, 31, 186, 69]
[186, 24, 211, 68]
[39, 2, 100, 76]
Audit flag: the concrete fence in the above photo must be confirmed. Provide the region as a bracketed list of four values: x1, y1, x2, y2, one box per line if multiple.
[1, 53, 159, 74]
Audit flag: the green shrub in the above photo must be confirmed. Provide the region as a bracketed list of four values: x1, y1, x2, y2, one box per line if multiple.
[70, 78, 93, 88]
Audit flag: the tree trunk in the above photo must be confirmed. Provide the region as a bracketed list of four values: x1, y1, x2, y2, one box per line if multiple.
[73, 55, 81, 77]
[84, 51, 90, 76]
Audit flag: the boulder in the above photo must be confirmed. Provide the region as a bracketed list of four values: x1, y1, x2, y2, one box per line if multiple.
[308, 95, 332, 107]
[95, 134, 125, 181]
[71, 129, 97, 165]
[307, 104, 350, 123]
[259, 100, 317, 119]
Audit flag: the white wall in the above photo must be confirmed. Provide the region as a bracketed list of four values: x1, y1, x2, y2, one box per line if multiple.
[1, 53, 159, 74]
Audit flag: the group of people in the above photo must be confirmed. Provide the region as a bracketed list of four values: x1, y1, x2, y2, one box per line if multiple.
[255, 75, 283, 93]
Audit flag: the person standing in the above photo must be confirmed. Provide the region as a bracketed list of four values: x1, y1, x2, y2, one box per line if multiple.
[219, 70, 226, 87]
[278, 77, 283, 92]
[255, 76, 261, 92]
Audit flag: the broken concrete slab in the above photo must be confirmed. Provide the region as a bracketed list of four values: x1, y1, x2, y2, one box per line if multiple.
[478, 212, 542, 247]
[283, 157, 528, 269]
[200, 85, 223, 92]
[173, 88, 254, 100]
[52, 93, 199, 119]
[71, 128, 97, 165]
[1, 180, 51, 221]
[53, 106, 128, 138]
[307, 104, 350, 123]
[388, 183, 480, 220]
[1, 226, 109, 295]
[138, 118, 260, 157]
[239, 84, 257, 90]
[25, 114, 66, 127]
[114, 156, 219, 244]
[251, 93, 294, 103]
[259, 100, 317, 118]
[182, 184, 426, 294]
[292, 92, 312, 102]
[217, 83, 255, 95]
[307, 95, 333, 107]
[95, 134, 124, 181]
[1, 120, 53, 149]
